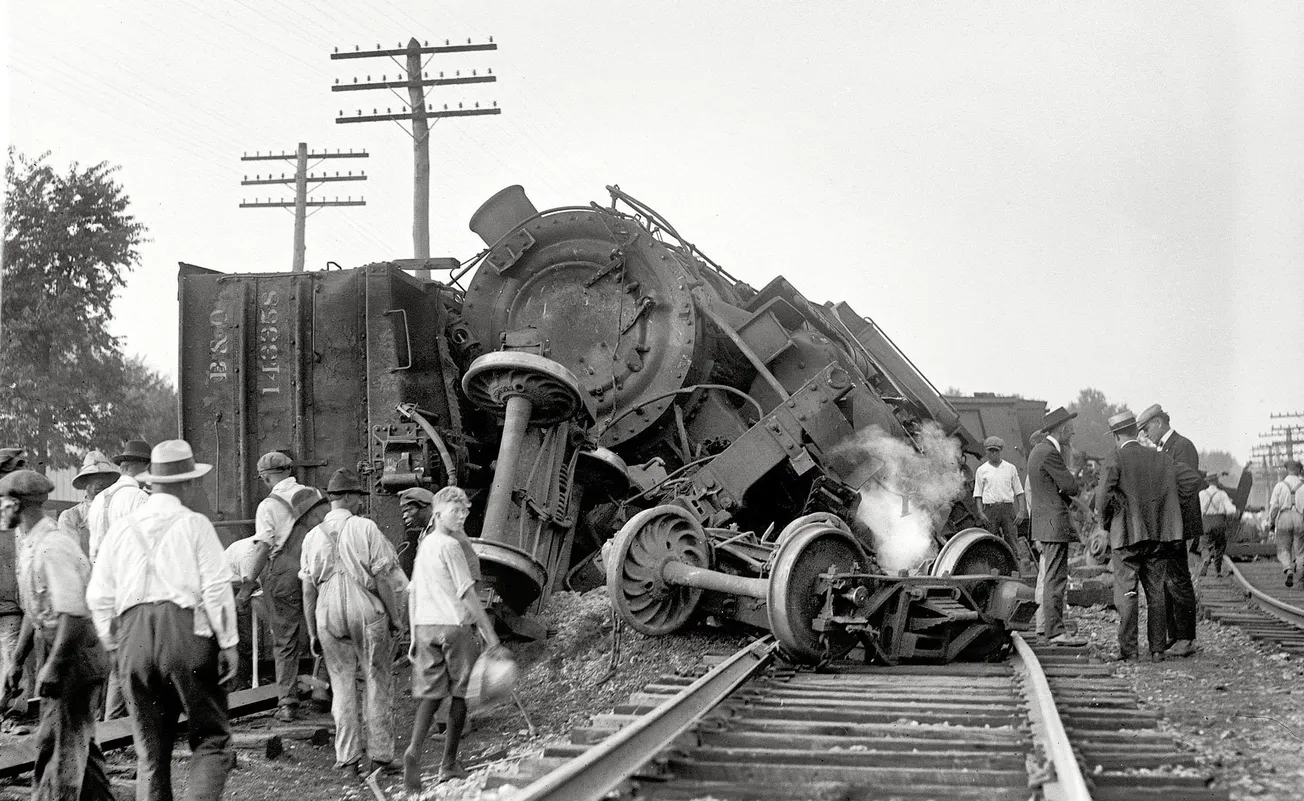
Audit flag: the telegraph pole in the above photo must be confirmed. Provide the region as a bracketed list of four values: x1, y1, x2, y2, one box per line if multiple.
[239, 145, 369, 271]
[331, 37, 499, 266]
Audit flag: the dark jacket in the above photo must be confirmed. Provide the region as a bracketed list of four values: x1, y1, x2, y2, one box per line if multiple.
[1160, 430, 1202, 538]
[1028, 439, 1079, 543]
[1096, 442, 1185, 550]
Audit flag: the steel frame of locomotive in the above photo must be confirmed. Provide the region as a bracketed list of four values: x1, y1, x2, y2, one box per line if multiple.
[178, 184, 1034, 662]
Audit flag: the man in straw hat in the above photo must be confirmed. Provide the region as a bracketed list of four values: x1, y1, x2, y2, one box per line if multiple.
[404, 486, 499, 792]
[1, 469, 113, 799]
[59, 451, 120, 557]
[87, 440, 151, 722]
[1026, 406, 1085, 646]
[86, 440, 239, 801]
[301, 468, 409, 777]
[1135, 403, 1201, 656]
[1096, 411, 1199, 662]
[0, 448, 31, 732]
[239, 450, 327, 723]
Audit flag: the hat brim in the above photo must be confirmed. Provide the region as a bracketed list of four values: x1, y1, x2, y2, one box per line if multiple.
[113, 455, 150, 466]
[1039, 412, 1078, 433]
[138, 463, 212, 484]
[72, 469, 120, 489]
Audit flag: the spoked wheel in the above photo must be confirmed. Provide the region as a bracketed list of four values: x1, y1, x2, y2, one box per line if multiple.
[931, 528, 1018, 577]
[772, 512, 849, 547]
[461, 351, 589, 426]
[767, 525, 870, 664]
[606, 505, 711, 636]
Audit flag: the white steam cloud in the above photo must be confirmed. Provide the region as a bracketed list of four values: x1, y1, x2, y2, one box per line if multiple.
[829, 423, 965, 573]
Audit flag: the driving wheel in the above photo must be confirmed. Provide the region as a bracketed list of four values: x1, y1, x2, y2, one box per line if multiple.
[606, 505, 711, 636]
[767, 525, 869, 663]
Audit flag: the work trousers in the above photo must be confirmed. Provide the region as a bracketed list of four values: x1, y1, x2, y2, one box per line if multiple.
[118, 603, 233, 801]
[984, 503, 1032, 567]
[1160, 540, 1198, 644]
[1275, 511, 1304, 576]
[0, 613, 28, 716]
[1036, 541, 1069, 639]
[102, 664, 130, 721]
[320, 616, 396, 767]
[1198, 523, 1228, 577]
[32, 676, 113, 801]
[266, 566, 307, 709]
[1111, 541, 1168, 658]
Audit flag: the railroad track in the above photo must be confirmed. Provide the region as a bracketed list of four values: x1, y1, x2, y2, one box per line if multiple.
[486, 636, 1224, 801]
[1198, 557, 1304, 657]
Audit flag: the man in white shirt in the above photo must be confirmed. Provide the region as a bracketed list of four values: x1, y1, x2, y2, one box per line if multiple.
[87, 442, 150, 721]
[1267, 459, 1304, 587]
[239, 451, 326, 722]
[1197, 473, 1237, 579]
[301, 469, 409, 776]
[86, 440, 238, 801]
[1, 470, 112, 800]
[972, 436, 1030, 569]
[403, 486, 498, 793]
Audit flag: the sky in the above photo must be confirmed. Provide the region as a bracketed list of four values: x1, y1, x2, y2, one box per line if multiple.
[4, 0, 1302, 460]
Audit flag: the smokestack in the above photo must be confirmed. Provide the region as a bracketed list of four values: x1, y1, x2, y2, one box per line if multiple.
[469, 185, 539, 247]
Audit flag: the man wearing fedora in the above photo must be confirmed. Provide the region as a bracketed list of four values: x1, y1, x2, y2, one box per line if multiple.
[239, 451, 328, 723]
[1027, 406, 1084, 646]
[86, 440, 239, 801]
[1, 469, 114, 800]
[301, 469, 409, 776]
[1136, 404, 1201, 656]
[1096, 412, 1191, 662]
[59, 451, 120, 558]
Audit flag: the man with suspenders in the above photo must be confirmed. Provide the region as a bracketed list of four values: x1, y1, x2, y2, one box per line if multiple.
[238, 451, 327, 722]
[300, 469, 408, 776]
[86, 440, 239, 801]
[88, 439, 151, 721]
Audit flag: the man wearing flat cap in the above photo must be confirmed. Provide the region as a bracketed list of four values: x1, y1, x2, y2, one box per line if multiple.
[0, 448, 31, 730]
[1136, 404, 1201, 656]
[2, 469, 113, 799]
[1026, 407, 1084, 646]
[973, 436, 1031, 569]
[59, 451, 120, 558]
[301, 469, 409, 776]
[1096, 412, 1198, 661]
[86, 440, 238, 801]
[240, 450, 327, 722]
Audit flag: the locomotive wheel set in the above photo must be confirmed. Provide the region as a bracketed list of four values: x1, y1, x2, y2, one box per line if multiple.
[178, 184, 1034, 664]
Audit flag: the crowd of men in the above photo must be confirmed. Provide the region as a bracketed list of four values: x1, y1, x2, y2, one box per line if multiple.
[0, 440, 497, 800]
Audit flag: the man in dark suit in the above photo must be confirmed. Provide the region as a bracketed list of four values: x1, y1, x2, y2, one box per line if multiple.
[1096, 411, 1187, 662]
[1027, 406, 1083, 646]
[1136, 403, 1201, 656]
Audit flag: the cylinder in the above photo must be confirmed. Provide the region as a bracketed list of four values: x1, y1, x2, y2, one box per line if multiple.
[469, 185, 539, 247]
[480, 393, 533, 542]
[662, 561, 769, 600]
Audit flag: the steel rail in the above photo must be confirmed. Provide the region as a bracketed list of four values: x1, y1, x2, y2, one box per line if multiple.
[515, 636, 776, 801]
[1222, 556, 1304, 628]
[1010, 633, 1092, 801]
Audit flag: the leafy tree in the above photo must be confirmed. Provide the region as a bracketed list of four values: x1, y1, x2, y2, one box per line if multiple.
[100, 357, 179, 451]
[1, 149, 148, 468]
[1067, 387, 1129, 463]
[1199, 451, 1244, 484]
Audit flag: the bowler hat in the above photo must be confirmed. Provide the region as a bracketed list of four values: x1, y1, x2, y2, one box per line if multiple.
[0, 469, 55, 499]
[256, 451, 294, 473]
[114, 439, 152, 466]
[983, 436, 1005, 450]
[1039, 407, 1078, 434]
[326, 468, 368, 495]
[136, 440, 212, 484]
[398, 487, 435, 508]
[1107, 411, 1137, 434]
[1135, 404, 1165, 428]
[72, 451, 120, 489]
[0, 449, 28, 475]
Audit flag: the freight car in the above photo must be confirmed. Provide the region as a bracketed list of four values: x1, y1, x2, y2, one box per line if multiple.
[179, 184, 1034, 659]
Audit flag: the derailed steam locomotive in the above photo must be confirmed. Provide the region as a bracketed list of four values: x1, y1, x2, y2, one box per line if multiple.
[179, 185, 1034, 663]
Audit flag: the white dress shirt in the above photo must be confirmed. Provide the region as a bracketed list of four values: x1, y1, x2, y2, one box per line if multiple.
[973, 460, 1024, 505]
[1199, 485, 1236, 518]
[86, 493, 238, 650]
[87, 474, 148, 563]
[250, 476, 304, 567]
[409, 530, 475, 626]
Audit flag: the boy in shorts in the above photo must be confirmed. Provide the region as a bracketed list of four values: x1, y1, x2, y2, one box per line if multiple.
[403, 487, 499, 792]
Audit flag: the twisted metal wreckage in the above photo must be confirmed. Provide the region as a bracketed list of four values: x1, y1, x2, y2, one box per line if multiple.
[178, 185, 1035, 665]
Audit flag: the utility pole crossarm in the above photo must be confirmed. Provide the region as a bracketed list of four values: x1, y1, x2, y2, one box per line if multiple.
[331, 42, 497, 59]
[336, 107, 500, 124]
[239, 199, 366, 208]
[241, 175, 368, 186]
[241, 151, 370, 162]
[333, 75, 495, 91]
